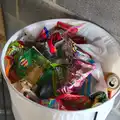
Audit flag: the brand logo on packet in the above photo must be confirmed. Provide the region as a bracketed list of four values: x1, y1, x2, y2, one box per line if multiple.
[20, 58, 28, 67]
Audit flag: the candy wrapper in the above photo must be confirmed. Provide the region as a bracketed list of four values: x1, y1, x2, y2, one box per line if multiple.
[57, 59, 95, 94]
[46, 30, 62, 54]
[35, 68, 54, 99]
[70, 36, 87, 44]
[5, 56, 13, 77]
[79, 75, 97, 96]
[6, 41, 24, 57]
[15, 47, 51, 79]
[8, 68, 20, 83]
[56, 21, 78, 37]
[56, 94, 92, 110]
[5, 41, 25, 82]
[35, 64, 67, 99]
[25, 65, 43, 85]
[18, 30, 55, 60]
[73, 42, 107, 95]
[36, 27, 49, 42]
[89, 91, 108, 107]
[39, 99, 59, 109]
[57, 37, 90, 64]
[36, 26, 63, 54]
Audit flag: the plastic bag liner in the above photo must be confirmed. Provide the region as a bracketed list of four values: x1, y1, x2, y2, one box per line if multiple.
[1, 19, 120, 120]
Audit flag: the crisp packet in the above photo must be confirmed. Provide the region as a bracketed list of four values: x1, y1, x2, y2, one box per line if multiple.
[35, 68, 54, 99]
[89, 91, 108, 105]
[61, 37, 92, 63]
[57, 59, 95, 94]
[47, 32, 62, 54]
[62, 38, 75, 60]
[5, 56, 13, 77]
[8, 68, 20, 83]
[61, 37, 89, 63]
[48, 99, 59, 109]
[47, 38, 57, 54]
[79, 74, 97, 96]
[35, 63, 67, 98]
[51, 63, 68, 95]
[70, 36, 87, 44]
[39, 99, 50, 107]
[39, 98, 59, 109]
[74, 46, 92, 63]
[56, 21, 78, 36]
[16, 47, 51, 79]
[36, 27, 49, 42]
[56, 94, 92, 110]
[25, 65, 43, 85]
[6, 41, 24, 57]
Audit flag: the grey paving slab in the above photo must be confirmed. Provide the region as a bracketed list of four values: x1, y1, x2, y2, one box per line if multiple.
[0, 115, 5, 120]
[19, 0, 77, 24]
[0, 79, 4, 110]
[106, 110, 120, 120]
[3, 12, 26, 40]
[56, 0, 120, 37]
[2, 0, 16, 17]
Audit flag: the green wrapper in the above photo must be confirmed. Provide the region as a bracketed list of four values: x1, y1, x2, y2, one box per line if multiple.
[35, 68, 54, 98]
[36, 63, 67, 98]
[16, 46, 51, 79]
[51, 63, 68, 89]
[90, 91, 108, 105]
[6, 41, 24, 57]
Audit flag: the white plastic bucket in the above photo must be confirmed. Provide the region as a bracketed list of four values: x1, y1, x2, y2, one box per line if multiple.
[1, 19, 120, 120]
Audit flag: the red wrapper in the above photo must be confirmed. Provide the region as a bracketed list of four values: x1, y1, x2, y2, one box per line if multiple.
[47, 38, 57, 54]
[71, 36, 87, 44]
[56, 94, 92, 110]
[36, 27, 49, 42]
[50, 32, 62, 42]
[57, 21, 78, 35]
[47, 32, 62, 54]
[57, 59, 95, 94]
[8, 69, 20, 83]
[57, 21, 72, 30]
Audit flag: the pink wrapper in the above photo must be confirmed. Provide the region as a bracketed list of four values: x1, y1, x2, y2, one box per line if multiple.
[57, 59, 96, 94]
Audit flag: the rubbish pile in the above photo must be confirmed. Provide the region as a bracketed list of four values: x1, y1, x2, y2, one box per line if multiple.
[4, 21, 120, 111]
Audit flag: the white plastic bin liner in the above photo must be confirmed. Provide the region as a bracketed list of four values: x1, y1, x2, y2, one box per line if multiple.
[1, 19, 120, 120]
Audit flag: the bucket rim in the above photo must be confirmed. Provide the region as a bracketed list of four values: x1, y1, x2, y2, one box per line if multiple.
[1, 18, 120, 113]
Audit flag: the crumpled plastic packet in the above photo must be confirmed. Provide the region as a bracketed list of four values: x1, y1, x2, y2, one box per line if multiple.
[6, 41, 24, 57]
[89, 91, 108, 107]
[78, 74, 97, 96]
[39, 98, 59, 109]
[56, 94, 92, 110]
[57, 59, 96, 94]
[15, 47, 51, 79]
[75, 44, 108, 94]
[34, 63, 67, 99]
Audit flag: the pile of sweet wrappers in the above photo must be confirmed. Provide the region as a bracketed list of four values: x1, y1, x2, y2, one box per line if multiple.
[5, 21, 120, 110]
